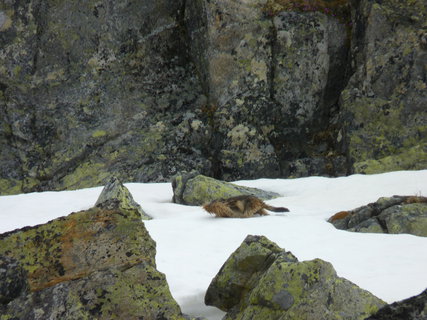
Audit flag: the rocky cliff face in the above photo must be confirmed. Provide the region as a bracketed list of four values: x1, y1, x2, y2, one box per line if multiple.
[341, 0, 427, 174]
[0, 0, 209, 194]
[0, 0, 425, 194]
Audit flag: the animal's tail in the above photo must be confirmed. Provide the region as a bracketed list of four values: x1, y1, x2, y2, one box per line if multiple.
[264, 205, 290, 212]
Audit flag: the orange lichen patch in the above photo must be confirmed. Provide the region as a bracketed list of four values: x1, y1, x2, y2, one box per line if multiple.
[405, 196, 427, 204]
[31, 272, 88, 292]
[328, 210, 351, 222]
[0, 206, 153, 292]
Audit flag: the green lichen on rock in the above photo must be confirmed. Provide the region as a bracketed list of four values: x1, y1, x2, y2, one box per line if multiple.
[0, 203, 186, 318]
[205, 235, 295, 311]
[172, 172, 281, 206]
[380, 202, 427, 236]
[0, 0, 207, 195]
[354, 144, 427, 174]
[95, 176, 151, 220]
[0, 206, 154, 291]
[1, 0, 425, 195]
[60, 161, 111, 191]
[246, 258, 384, 319]
[206, 235, 385, 320]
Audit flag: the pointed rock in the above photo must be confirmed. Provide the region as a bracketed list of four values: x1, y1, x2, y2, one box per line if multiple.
[95, 177, 151, 220]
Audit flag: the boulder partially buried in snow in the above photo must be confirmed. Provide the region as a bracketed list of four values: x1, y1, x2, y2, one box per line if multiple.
[172, 172, 281, 205]
[0, 205, 186, 319]
[328, 196, 427, 236]
[365, 288, 427, 320]
[205, 235, 385, 320]
[95, 176, 151, 220]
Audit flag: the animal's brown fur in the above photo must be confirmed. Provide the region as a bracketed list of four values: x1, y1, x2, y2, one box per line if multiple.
[328, 210, 351, 222]
[203, 195, 289, 218]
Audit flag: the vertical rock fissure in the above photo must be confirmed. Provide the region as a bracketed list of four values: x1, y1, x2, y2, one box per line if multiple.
[268, 17, 278, 102]
[0, 97, 26, 192]
[266, 17, 285, 176]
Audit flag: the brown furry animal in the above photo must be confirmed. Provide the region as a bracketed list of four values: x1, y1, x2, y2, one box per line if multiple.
[203, 195, 289, 218]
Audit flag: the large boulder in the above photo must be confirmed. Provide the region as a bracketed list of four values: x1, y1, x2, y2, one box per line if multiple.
[172, 172, 281, 205]
[340, 0, 427, 174]
[205, 235, 385, 320]
[365, 288, 427, 320]
[328, 196, 427, 236]
[0, 203, 186, 318]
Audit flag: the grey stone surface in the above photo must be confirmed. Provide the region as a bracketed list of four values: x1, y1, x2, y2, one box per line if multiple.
[95, 176, 151, 220]
[0, 255, 28, 305]
[0, 0, 425, 194]
[340, 0, 427, 174]
[365, 288, 427, 320]
[329, 196, 427, 236]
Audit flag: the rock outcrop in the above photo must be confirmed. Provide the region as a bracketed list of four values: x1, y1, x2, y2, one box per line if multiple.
[0, 0, 209, 194]
[365, 288, 427, 320]
[172, 171, 280, 205]
[0, 200, 186, 318]
[0, 0, 425, 194]
[205, 235, 385, 320]
[328, 195, 427, 236]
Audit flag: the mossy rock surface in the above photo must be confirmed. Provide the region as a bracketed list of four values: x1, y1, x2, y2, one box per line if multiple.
[206, 235, 385, 320]
[172, 172, 281, 206]
[0, 205, 186, 319]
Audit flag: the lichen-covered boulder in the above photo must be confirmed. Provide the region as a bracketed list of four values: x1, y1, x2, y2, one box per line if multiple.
[172, 172, 281, 205]
[206, 235, 385, 320]
[365, 288, 427, 320]
[0, 205, 186, 319]
[95, 176, 151, 220]
[328, 196, 427, 236]
[205, 235, 298, 311]
[340, 0, 427, 174]
[0, 255, 28, 305]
